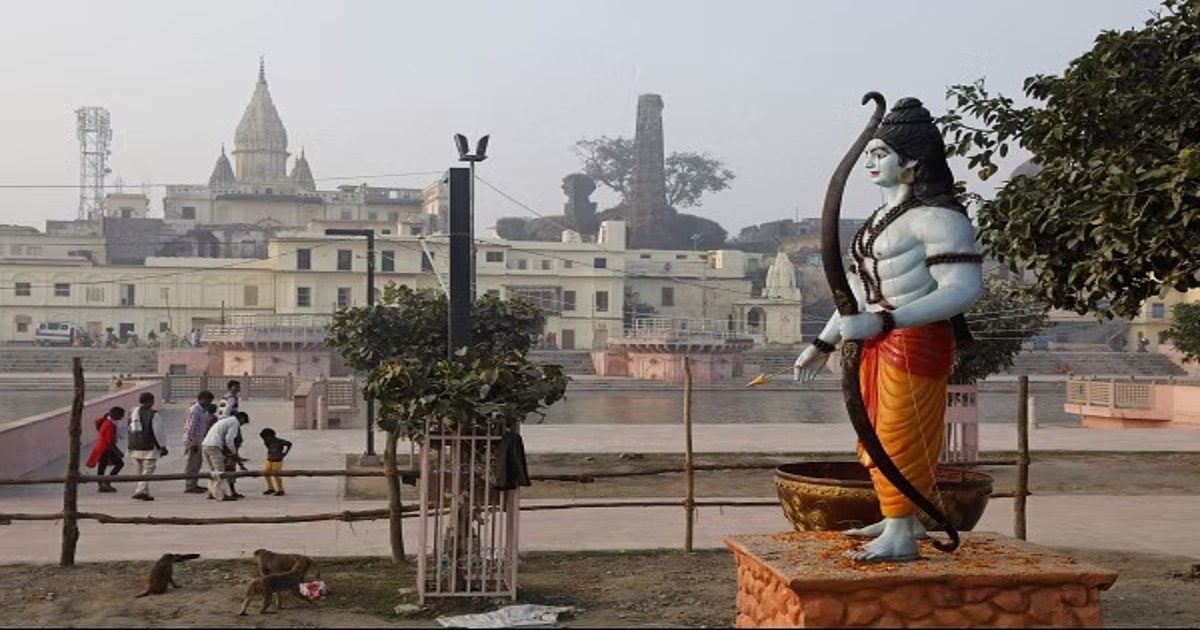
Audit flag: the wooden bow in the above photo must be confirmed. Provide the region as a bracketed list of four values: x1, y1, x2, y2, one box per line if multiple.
[820, 92, 959, 553]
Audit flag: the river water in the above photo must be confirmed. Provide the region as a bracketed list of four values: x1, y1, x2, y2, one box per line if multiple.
[1, 383, 1075, 427]
[538, 383, 1075, 426]
[0, 389, 110, 426]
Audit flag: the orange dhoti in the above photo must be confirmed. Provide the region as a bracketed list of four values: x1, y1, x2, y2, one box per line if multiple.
[856, 321, 955, 518]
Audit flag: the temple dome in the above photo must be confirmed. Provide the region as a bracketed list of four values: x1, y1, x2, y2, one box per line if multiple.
[291, 149, 315, 191]
[234, 59, 288, 152]
[208, 145, 236, 188]
[232, 58, 289, 184]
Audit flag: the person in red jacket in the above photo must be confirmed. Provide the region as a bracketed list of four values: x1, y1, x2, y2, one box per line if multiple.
[85, 407, 126, 493]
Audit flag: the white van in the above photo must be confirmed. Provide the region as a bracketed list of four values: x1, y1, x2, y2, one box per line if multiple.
[35, 322, 86, 346]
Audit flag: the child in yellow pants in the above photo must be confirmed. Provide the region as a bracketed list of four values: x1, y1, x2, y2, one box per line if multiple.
[259, 428, 292, 496]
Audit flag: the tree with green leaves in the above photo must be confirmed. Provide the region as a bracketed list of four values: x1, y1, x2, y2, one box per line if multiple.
[325, 284, 568, 565]
[940, 0, 1200, 319]
[573, 136, 735, 208]
[951, 279, 1050, 385]
[1160, 302, 1200, 363]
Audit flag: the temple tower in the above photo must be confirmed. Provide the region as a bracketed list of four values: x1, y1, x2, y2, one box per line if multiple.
[627, 94, 677, 249]
[232, 58, 290, 186]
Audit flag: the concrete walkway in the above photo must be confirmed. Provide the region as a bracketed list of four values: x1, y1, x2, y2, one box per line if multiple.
[0, 493, 1197, 562]
[3, 401, 1199, 563]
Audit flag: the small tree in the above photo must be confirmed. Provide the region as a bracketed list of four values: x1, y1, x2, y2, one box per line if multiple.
[940, 0, 1200, 319]
[573, 136, 735, 208]
[1160, 302, 1200, 362]
[325, 284, 568, 565]
[950, 279, 1051, 385]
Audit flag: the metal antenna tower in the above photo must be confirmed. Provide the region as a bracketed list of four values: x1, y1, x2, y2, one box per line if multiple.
[75, 106, 112, 220]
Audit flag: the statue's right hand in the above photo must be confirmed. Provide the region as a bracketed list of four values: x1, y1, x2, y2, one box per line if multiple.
[793, 346, 830, 383]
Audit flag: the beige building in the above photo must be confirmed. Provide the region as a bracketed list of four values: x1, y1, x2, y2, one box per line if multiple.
[0, 215, 782, 350]
[0, 256, 276, 343]
[267, 219, 631, 350]
[0, 59, 786, 350]
[1126, 288, 1200, 352]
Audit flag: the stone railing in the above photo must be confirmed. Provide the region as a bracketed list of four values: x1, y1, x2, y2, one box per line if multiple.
[1063, 377, 1200, 427]
[162, 374, 294, 403]
[942, 385, 979, 464]
[626, 317, 751, 342]
[324, 376, 359, 409]
[1065, 379, 1154, 409]
[203, 315, 331, 345]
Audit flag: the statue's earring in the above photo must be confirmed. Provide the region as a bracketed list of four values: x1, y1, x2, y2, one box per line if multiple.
[897, 167, 915, 186]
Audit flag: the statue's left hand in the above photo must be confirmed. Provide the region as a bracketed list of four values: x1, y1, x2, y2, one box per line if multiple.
[838, 312, 883, 341]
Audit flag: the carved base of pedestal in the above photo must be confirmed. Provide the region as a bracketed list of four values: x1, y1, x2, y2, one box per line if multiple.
[725, 532, 1117, 628]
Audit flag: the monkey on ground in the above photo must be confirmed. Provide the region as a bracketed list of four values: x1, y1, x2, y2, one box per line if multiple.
[253, 548, 320, 581]
[238, 568, 314, 615]
[135, 553, 200, 597]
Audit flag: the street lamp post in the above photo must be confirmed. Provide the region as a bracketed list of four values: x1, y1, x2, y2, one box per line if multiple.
[454, 134, 489, 299]
[324, 228, 377, 460]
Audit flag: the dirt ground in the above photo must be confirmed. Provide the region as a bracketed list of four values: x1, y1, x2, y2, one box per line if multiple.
[1, 547, 1198, 628]
[347, 451, 1200, 501]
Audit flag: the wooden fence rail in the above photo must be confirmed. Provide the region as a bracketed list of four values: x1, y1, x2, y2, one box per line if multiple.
[2, 367, 1031, 566]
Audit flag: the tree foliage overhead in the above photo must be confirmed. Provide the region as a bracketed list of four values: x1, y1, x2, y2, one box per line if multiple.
[325, 284, 568, 439]
[952, 279, 1050, 385]
[1160, 302, 1200, 363]
[940, 0, 1200, 319]
[573, 136, 736, 208]
[326, 284, 546, 372]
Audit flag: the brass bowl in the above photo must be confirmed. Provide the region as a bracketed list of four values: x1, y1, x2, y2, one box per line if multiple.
[774, 461, 992, 533]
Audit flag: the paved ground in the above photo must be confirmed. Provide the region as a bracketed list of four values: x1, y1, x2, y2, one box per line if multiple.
[3, 401, 1199, 563]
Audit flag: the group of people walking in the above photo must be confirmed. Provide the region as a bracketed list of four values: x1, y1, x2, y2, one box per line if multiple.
[85, 380, 293, 500]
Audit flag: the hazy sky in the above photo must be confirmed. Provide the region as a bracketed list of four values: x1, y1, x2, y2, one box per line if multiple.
[0, 0, 1162, 236]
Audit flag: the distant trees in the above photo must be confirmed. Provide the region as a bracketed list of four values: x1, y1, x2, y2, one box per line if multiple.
[1160, 302, 1200, 362]
[573, 136, 735, 209]
[951, 279, 1050, 385]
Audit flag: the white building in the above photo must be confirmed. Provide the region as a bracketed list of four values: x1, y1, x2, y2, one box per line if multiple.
[0, 60, 800, 349]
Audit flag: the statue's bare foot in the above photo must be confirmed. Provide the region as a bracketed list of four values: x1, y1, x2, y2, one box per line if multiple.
[846, 516, 922, 563]
[845, 518, 927, 539]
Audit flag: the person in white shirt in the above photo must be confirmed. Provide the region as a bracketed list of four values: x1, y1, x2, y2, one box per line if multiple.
[201, 411, 249, 501]
[126, 392, 168, 501]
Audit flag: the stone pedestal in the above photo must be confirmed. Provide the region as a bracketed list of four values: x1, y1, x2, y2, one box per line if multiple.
[725, 532, 1117, 628]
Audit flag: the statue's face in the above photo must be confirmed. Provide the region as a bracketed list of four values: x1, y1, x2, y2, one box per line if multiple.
[863, 139, 909, 188]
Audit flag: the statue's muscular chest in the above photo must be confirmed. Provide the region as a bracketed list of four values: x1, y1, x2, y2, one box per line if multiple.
[854, 205, 926, 270]
[863, 220, 922, 263]
[852, 203, 932, 306]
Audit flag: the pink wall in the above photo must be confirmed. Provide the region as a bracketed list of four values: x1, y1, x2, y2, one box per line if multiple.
[222, 349, 332, 377]
[602, 351, 742, 384]
[0, 381, 163, 480]
[1066, 383, 1200, 427]
[1166, 385, 1200, 425]
[157, 349, 217, 375]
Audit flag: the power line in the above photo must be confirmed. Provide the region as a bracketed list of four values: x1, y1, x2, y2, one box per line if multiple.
[0, 170, 444, 190]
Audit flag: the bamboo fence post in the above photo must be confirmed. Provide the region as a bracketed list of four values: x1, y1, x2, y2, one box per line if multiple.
[1015, 375, 1030, 540]
[60, 357, 84, 566]
[683, 357, 695, 552]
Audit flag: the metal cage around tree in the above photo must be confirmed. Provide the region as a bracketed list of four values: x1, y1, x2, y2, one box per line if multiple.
[417, 419, 520, 603]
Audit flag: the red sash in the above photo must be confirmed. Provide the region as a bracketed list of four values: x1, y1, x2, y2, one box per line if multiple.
[860, 321, 955, 427]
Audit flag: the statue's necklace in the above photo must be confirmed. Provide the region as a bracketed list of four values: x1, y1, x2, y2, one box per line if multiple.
[851, 197, 921, 307]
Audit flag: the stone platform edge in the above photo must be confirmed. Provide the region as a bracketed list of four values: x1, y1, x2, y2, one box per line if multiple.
[724, 531, 1118, 628]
